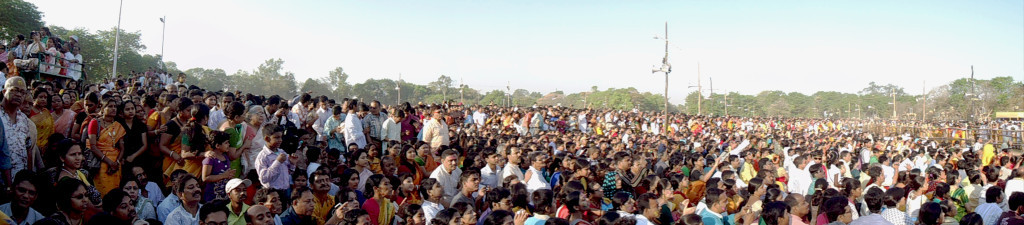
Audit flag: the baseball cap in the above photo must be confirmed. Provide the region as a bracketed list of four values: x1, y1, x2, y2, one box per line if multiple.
[225, 178, 251, 191]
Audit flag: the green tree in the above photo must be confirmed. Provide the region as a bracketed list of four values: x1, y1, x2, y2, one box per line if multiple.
[326, 67, 352, 100]
[428, 75, 455, 103]
[299, 78, 332, 98]
[0, 0, 44, 41]
[184, 67, 228, 91]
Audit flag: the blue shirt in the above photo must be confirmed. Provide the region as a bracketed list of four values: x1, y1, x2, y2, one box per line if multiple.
[165, 204, 202, 225]
[700, 209, 735, 225]
[157, 194, 180, 223]
[0, 118, 9, 170]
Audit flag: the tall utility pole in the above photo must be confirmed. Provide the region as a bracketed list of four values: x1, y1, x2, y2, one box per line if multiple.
[688, 63, 704, 116]
[724, 90, 729, 116]
[969, 65, 976, 121]
[506, 81, 511, 107]
[891, 87, 897, 120]
[695, 63, 703, 115]
[922, 80, 926, 121]
[159, 16, 166, 70]
[111, 0, 124, 78]
[708, 77, 714, 115]
[652, 22, 672, 132]
[459, 78, 464, 105]
[396, 73, 402, 105]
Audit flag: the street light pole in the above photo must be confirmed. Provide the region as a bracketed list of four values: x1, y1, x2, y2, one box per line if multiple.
[652, 22, 671, 133]
[892, 87, 897, 120]
[111, 0, 124, 78]
[396, 73, 402, 105]
[160, 16, 166, 70]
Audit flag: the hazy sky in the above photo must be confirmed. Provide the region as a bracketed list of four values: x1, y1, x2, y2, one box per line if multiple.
[28, 0, 1024, 103]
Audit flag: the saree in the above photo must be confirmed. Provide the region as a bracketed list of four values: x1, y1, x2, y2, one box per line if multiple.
[177, 126, 210, 176]
[362, 198, 395, 225]
[92, 121, 126, 195]
[53, 109, 75, 137]
[223, 123, 248, 177]
[30, 110, 55, 149]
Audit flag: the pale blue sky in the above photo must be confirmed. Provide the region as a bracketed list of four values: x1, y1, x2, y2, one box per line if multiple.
[29, 0, 1024, 103]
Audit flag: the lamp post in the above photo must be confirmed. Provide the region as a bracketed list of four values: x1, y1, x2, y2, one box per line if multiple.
[652, 22, 671, 132]
[159, 16, 166, 70]
[111, 0, 124, 78]
[396, 73, 402, 105]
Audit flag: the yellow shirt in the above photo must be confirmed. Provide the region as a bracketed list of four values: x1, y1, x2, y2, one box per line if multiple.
[313, 194, 336, 223]
[739, 162, 756, 183]
[981, 144, 995, 166]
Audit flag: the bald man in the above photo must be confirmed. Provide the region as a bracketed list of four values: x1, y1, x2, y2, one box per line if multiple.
[245, 205, 277, 225]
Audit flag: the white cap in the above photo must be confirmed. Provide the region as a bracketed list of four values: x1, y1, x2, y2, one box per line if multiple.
[225, 178, 251, 191]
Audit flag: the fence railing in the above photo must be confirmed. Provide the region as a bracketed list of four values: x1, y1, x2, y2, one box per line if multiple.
[862, 124, 1023, 148]
[22, 53, 83, 81]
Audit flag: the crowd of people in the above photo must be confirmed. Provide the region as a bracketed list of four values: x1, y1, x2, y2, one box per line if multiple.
[0, 37, 1021, 225]
[2, 27, 85, 81]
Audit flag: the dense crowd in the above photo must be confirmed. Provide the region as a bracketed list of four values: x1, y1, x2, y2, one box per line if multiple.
[3, 27, 85, 81]
[0, 26, 1023, 225]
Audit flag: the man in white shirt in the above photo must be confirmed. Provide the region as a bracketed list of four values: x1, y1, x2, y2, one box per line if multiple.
[879, 156, 896, 187]
[429, 149, 463, 201]
[291, 93, 312, 125]
[479, 149, 502, 189]
[501, 147, 525, 183]
[421, 108, 450, 150]
[1006, 166, 1024, 204]
[974, 187, 1003, 225]
[472, 108, 487, 127]
[312, 98, 332, 142]
[787, 155, 813, 196]
[976, 166, 1007, 211]
[209, 93, 234, 128]
[381, 110, 403, 142]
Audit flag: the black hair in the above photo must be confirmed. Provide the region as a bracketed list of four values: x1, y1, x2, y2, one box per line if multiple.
[199, 202, 230, 222]
[884, 187, 906, 207]
[484, 210, 513, 225]
[363, 174, 387, 197]
[224, 101, 246, 121]
[102, 189, 130, 213]
[863, 186, 885, 213]
[680, 214, 702, 225]
[430, 208, 458, 225]
[55, 179, 87, 213]
[419, 178, 439, 199]
[486, 187, 511, 208]
[960, 213, 984, 225]
[1010, 192, 1024, 212]
[918, 202, 943, 225]
[253, 188, 284, 205]
[823, 196, 848, 222]
[291, 186, 312, 204]
[532, 189, 555, 214]
[611, 192, 631, 211]
[985, 186, 1001, 203]
[762, 201, 790, 225]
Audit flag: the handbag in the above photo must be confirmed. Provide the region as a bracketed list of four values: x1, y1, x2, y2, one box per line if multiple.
[80, 119, 102, 174]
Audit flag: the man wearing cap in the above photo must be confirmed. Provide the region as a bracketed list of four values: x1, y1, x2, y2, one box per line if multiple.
[1, 77, 31, 185]
[226, 178, 251, 225]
